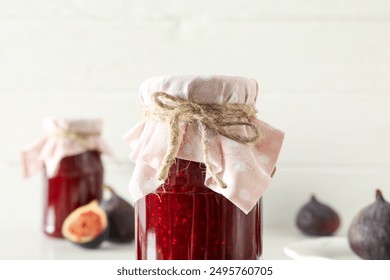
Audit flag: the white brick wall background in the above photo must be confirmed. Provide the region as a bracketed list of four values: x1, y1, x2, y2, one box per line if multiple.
[1, 1, 390, 235]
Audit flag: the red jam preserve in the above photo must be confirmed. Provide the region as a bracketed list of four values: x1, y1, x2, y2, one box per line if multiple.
[43, 151, 103, 238]
[136, 159, 262, 260]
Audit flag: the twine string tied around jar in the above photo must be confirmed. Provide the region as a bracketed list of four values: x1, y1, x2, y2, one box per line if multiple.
[144, 91, 263, 189]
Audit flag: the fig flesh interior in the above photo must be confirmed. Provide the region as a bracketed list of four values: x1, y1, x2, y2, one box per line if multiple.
[68, 211, 104, 242]
[62, 200, 108, 244]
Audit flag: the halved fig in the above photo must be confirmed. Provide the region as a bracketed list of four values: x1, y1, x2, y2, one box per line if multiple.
[62, 200, 108, 248]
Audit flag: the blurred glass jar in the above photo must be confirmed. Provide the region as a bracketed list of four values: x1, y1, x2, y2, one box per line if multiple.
[22, 117, 112, 238]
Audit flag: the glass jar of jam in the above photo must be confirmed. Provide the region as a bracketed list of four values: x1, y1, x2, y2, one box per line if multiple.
[124, 75, 284, 260]
[22, 118, 112, 238]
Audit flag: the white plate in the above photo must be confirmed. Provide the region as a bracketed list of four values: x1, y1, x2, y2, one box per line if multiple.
[284, 236, 360, 260]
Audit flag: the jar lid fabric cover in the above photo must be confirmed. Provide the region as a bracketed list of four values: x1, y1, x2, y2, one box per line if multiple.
[124, 75, 285, 214]
[21, 117, 113, 178]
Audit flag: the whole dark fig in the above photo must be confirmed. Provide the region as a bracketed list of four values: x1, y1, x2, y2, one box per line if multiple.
[101, 185, 135, 243]
[296, 195, 340, 236]
[348, 189, 390, 260]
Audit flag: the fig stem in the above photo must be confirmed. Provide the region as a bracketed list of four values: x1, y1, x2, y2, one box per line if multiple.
[376, 189, 385, 202]
[102, 185, 116, 195]
[311, 195, 317, 202]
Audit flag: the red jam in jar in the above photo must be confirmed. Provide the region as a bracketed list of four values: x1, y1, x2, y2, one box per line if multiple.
[43, 151, 103, 238]
[136, 159, 262, 260]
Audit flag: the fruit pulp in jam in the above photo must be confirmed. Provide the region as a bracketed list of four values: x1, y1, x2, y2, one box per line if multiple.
[136, 159, 262, 259]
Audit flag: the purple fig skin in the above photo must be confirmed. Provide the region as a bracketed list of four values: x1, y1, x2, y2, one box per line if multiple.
[348, 189, 390, 260]
[79, 228, 109, 249]
[100, 186, 135, 243]
[296, 195, 340, 236]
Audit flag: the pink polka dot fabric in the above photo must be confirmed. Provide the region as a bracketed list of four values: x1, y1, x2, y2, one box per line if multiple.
[124, 75, 284, 214]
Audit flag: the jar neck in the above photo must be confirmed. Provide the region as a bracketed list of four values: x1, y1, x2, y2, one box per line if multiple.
[157, 158, 209, 193]
[47, 150, 103, 178]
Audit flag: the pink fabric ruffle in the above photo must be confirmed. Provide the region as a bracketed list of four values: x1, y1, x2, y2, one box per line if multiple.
[124, 75, 284, 214]
[21, 117, 113, 178]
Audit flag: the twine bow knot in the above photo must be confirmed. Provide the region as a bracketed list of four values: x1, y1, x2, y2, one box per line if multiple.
[146, 91, 262, 189]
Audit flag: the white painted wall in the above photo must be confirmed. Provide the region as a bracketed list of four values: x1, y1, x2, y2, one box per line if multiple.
[1, 0, 390, 236]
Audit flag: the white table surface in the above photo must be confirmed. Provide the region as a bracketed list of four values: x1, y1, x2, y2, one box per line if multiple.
[0, 225, 309, 260]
